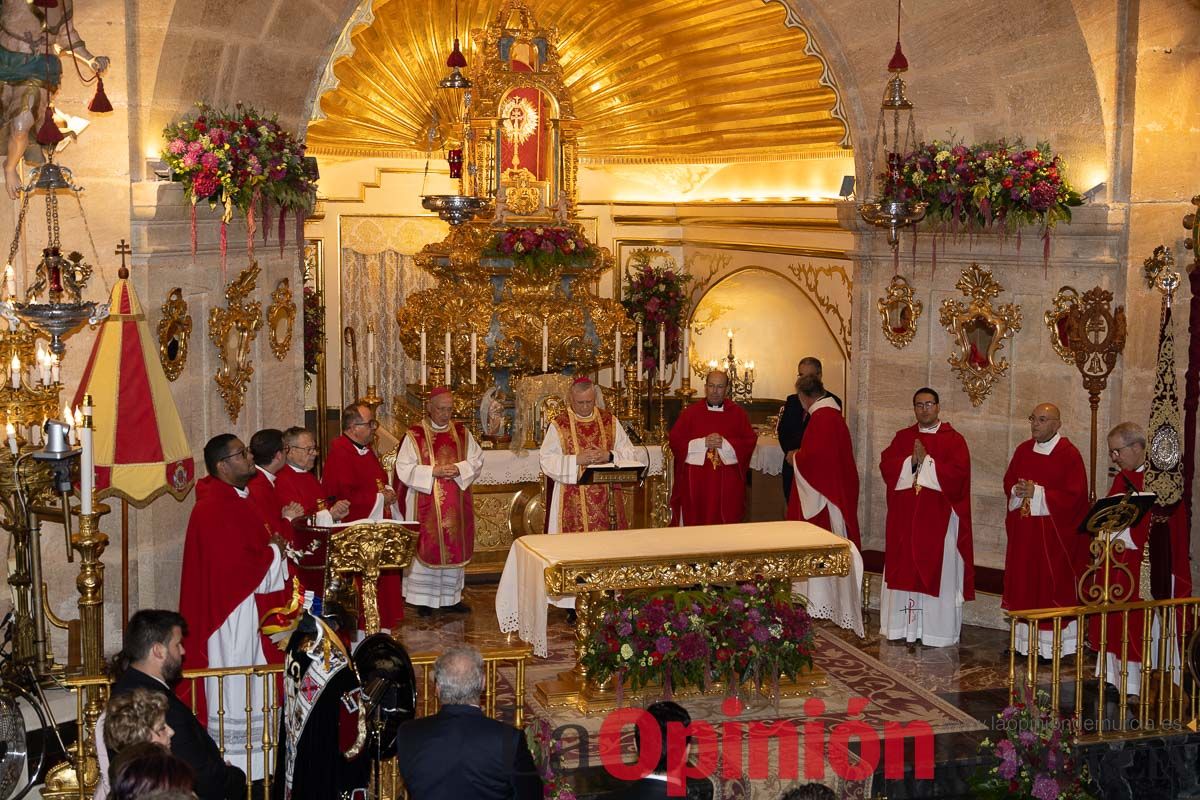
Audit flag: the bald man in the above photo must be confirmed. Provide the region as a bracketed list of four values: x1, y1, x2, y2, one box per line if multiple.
[1001, 403, 1089, 658]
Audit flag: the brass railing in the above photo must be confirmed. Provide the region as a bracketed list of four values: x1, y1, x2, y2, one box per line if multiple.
[46, 643, 532, 800]
[1007, 597, 1200, 742]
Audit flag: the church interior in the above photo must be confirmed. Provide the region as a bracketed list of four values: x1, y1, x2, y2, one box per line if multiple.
[0, 0, 1196, 797]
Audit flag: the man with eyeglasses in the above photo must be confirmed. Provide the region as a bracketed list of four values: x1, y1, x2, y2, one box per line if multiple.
[878, 388, 974, 647]
[247, 428, 306, 537]
[1001, 403, 1089, 659]
[275, 427, 351, 523]
[178, 434, 290, 784]
[323, 403, 404, 628]
[668, 369, 757, 526]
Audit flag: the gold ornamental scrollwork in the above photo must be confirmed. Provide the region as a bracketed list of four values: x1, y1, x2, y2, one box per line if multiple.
[267, 278, 296, 361]
[1066, 286, 1127, 501]
[326, 521, 418, 635]
[1044, 286, 1079, 365]
[789, 263, 853, 357]
[157, 288, 191, 382]
[938, 263, 1022, 407]
[208, 263, 263, 423]
[877, 274, 921, 350]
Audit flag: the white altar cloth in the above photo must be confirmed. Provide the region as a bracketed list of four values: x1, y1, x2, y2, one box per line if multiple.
[495, 520, 850, 657]
[749, 434, 784, 476]
[475, 444, 663, 485]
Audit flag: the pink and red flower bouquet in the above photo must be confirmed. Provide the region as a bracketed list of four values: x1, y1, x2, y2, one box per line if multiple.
[483, 225, 596, 275]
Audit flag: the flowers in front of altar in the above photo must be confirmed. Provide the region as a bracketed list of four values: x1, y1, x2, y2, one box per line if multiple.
[483, 225, 595, 275]
[709, 582, 814, 688]
[620, 259, 693, 377]
[971, 688, 1094, 800]
[162, 103, 318, 267]
[302, 285, 322, 385]
[525, 718, 577, 800]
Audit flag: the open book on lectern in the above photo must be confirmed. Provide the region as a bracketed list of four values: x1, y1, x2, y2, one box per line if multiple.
[578, 462, 648, 486]
[1076, 490, 1156, 535]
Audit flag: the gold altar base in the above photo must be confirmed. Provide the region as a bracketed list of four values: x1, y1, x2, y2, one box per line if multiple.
[535, 666, 827, 714]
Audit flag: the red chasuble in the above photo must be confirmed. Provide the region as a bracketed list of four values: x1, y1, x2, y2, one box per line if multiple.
[407, 421, 475, 567]
[177, 476, 281, 724]
[551, 408, 627, 533]
[879, 423, 975, 600]
[248, 470, 290, 539]
[1001, 437, 1090, 616]
[787, 405, 861, 548]
[668, 400, 757, 526]
[275, 465, 324, 515]
[321, 435, 403, 627]
[1087, 470, 1152, 662]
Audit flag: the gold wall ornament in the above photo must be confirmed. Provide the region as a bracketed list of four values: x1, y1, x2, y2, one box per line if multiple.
[1044, 286, 1080, 365]
[267, 278, 296, 361]
[157, 288, 191, 381]
[1066, 286, 1127, 501]
[938, 263, 1022, 407]
[208, 263, 263, 423]
[876, 274, 921, 349]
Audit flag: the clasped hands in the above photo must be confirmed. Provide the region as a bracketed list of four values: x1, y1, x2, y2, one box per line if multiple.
[1013, 479, 1038, 499]
[432, 464, 461, 479]
[576, 448, 611, 467]
[704, 433, 724, 450]
[912, 439, 927, 465]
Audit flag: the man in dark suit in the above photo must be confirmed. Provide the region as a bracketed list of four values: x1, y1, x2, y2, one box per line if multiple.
[615, 701, 714, 799]
[109, 609, 246, 800]
[777, 357, 842, 500]
[396, 644, 542, 800]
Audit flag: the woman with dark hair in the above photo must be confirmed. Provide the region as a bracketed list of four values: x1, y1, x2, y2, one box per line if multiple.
[108, 741, 195, 800]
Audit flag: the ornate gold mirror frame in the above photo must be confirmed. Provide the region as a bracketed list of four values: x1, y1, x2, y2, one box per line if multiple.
[267, 278, 296, 361]
[157, 288, 192, 381]
[938, 263, 1022, 407]
[1044, 286, 1079, 365]
[877, 274, 922, 349]
[209, 263, 263, 422]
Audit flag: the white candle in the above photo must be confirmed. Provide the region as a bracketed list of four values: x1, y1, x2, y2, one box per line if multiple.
[541, 322, 549, 373]
[50, 354, 59, 384]
[3, 264, 13, 300]
[366, 326, 376, 387]
[657, 327, 666, 382]
[636, 324, 644, 381]
[614, 328, 622, 385]
[683, 327, 690, 368]
[419, 326, 427, 386]
[63, 404, 75, 446]
[37, 351, 48, 385]
[9, 355, 19, 389]
[444, 330, 452, 385]
[470, 332, 477, 384]
[80, 400, 93, 515]
[5, 423, 15, 455]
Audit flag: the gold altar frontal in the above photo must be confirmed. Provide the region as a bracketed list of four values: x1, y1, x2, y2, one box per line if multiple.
[522, 521, 850, 713]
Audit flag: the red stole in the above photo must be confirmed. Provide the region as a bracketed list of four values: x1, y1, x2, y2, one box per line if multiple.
[551, 408, 626, 532]
[1087, 470, 1153, 659]
[177, 477, 281, 724]
[879, 422, 975, 600]
[1001, 437, 1090, 615]
[668, 400, 757, 526]
[407, 421, 475, 567]
[787, 405, 861, 548]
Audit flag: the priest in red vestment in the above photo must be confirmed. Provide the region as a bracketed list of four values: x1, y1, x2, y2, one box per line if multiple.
[323, 403, 404, 630]
[878, 387, 974, 647]
[1001, 403, 1090, 658]
[275, 426, 350, 595]
[247, 428, 305, 539]
[395, 387, 484, 616]
[668, 370, 757, 526]
[786, 375, 863, 635]
[178, 434, 290, 782]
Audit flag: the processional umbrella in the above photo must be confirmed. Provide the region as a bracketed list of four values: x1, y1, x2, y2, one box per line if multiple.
[71, 249, 195, 624]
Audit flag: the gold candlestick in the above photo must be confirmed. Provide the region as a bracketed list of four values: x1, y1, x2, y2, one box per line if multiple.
[654, 377, 670, 441]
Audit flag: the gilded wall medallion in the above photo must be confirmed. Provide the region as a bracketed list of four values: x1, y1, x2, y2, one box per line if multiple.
[1044, 286, 1079, 365]
[267, 278, 296, 361]
[157, 288, 192, 381]
[876, 275, 921, 349]
[209, 263, 263, 422]
[938, 263, 1022, 407]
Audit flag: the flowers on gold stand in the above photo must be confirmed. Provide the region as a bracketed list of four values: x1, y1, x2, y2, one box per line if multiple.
[620, 260, 693, 378]
[482, 225, 596, 276]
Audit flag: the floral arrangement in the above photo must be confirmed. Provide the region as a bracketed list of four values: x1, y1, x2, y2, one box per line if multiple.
[483, 225, 595, 275]
[525, 718, 577, 800]
[620, 259, 693, 378]
[971, 688, 1094, 800]
[884, 139, 1083, 264]
[162, 103, 318, 268]
[580, 584, 814, 696]
[302, 285, 322, 385]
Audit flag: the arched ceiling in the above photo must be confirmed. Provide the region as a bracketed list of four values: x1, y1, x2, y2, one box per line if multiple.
[305, 0, 851, 162]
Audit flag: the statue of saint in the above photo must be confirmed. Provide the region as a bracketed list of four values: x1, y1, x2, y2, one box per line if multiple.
[480, 386, 510, 438]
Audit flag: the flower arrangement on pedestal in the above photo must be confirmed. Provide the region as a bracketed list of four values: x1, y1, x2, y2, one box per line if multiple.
[884, 139, 1083, 265]
[580, 584, 814, 696]
[620, 258, 693, 378]
[971, 688, 1094, 800]
[162, 103, 318, 270]
[483, 225, 596, 276]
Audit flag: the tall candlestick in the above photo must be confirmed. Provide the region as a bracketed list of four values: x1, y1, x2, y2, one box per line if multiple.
[80, 396, 93, 515]
[420, 326, 427, 386]
[444, 330, 452, 386]
[470, 332, 478, 384]
[366, 325, 376, 387]
[657, 326, 666, 381]
[636, 324, 644, 381]
[9, 355, 18, 389]
[541, 322, 549, 373]
[614, 329, 622, 385]
[683, 327, 690, 366]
